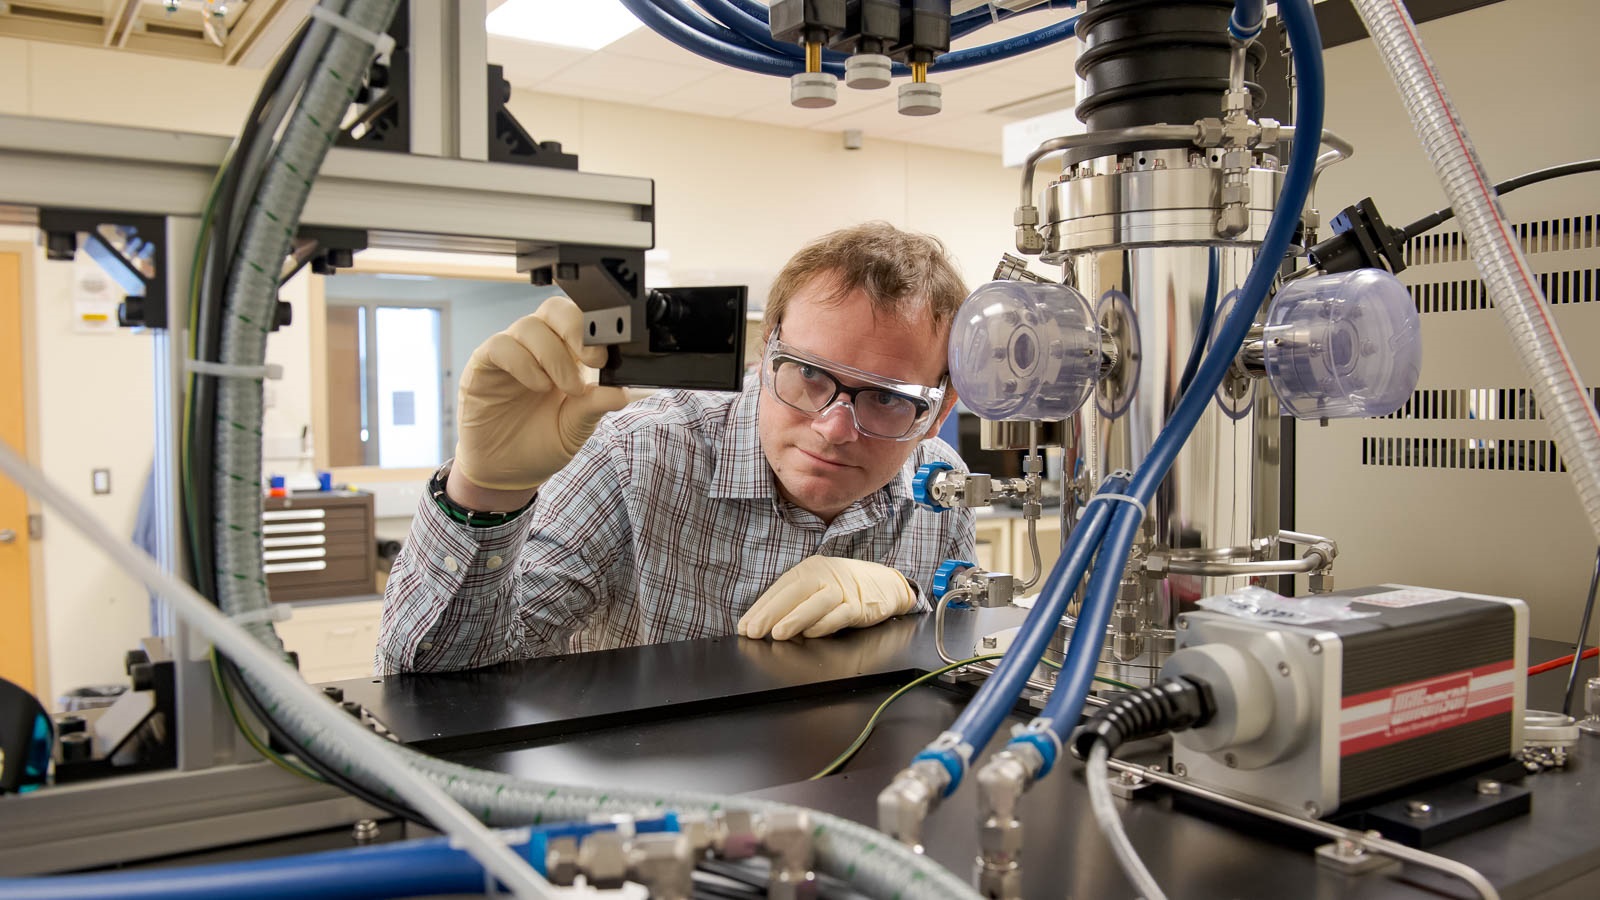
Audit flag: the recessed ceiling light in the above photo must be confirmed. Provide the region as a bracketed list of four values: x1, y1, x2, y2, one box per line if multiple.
[487, 0, 644, 51]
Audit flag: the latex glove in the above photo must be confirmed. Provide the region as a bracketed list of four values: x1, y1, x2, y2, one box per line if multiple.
[738, 556, 918, 641]
[453, 296, 635, 491]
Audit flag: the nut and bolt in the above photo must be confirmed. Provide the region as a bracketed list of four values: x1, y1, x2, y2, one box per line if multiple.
[351, 819, 380, 844]
[1308, 639, 1323, 655]
[1405, 801, 1433, 819]
[1304, 802, 1321, 817]
[1177, 617, 1189, 630]
[981, 635, 999, 650]
[1277, 661, 1291, 677]
[1477, 779, 1503, 796]
[1173, 763, 1188, 777]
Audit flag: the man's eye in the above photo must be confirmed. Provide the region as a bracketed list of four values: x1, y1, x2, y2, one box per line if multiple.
[871, 392, 911, 409]
[798, 364, 827, 382]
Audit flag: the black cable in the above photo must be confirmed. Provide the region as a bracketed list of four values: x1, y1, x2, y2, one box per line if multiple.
[1563, 545, 1600, 716]
[1399, 158, 1600, 241]
[1070, 677, 1216, 760]
[220, 656, 430, 826]
[188, 19, 312, 604]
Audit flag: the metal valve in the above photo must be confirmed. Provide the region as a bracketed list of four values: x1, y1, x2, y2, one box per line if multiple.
[933, 559, 1015, 609]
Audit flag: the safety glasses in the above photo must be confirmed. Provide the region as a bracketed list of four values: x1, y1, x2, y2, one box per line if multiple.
[762, 333, 945, 441]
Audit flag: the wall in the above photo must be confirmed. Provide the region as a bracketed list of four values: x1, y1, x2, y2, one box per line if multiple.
[501, 90, 1022, 301]
[1299, 0, 1600, 640]
[3, 36, 268, 700]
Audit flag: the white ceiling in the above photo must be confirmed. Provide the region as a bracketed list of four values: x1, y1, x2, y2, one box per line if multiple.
[488, 7, 1083, 157]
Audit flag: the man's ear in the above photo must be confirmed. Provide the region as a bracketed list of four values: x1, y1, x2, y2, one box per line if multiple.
[926, 384, 959, 438]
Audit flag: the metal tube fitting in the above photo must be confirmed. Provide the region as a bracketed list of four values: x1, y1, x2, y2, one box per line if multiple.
[760, 810, 819, 900]
[973, 745, 1042, 899]
[878, 759, 952, 849]
[628, 832, 695, 900]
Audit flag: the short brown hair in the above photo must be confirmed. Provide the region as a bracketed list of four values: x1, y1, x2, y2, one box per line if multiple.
[762, 222, 967, 339]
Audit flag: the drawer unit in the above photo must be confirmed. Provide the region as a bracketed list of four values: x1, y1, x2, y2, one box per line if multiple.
[263, 491, 376, 602]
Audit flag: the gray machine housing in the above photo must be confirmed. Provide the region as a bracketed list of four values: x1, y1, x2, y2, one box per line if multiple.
[1166, 586, 1528, 818]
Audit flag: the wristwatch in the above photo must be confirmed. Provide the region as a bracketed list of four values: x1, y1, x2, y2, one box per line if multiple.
[428, 461, 536, 528]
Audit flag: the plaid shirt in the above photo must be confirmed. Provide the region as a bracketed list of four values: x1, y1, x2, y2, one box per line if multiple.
[377, 380, 976, 673]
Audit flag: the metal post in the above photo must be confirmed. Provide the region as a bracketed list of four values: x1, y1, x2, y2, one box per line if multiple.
[411, 0, 489, 161]
[151, 214, 237, 770]
[457, 0, 489, 162]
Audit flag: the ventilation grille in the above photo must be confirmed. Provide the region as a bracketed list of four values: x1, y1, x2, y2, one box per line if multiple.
[1403, 214, 1600, 266]
[1408, 267, 1600, 313]
[1361, 437, 1566, 472]
[1382, 387, 1600, 421]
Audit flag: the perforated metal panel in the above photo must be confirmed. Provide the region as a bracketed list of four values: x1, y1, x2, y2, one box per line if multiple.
[1295, 207, 1600, 640]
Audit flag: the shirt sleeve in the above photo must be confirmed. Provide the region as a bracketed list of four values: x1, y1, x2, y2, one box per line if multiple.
[375, 425, 634, 674]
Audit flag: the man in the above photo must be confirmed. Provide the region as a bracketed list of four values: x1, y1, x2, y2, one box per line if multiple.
[377, 222, 976, 673]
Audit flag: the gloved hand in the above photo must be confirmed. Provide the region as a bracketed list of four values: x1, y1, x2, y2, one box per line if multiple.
[453, 296, 634, 491]
[738, 556, 918, 641]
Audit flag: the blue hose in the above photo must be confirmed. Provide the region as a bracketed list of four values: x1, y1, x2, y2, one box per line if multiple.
[632, 0, 1080, 80]
[950, 1, 1080, 40]
[1016, 496, 1145, 777]
[694, 0, 863, 66]
[1175, 247, 1221, 400]
[911, 475, 1126, 793]
[618, 0, 829, 77]
[933, 14, 1081, 72]
[1023, 0, 1326, 760]
[1230, 0, 1266, 41]
[0, 819, 678, 900]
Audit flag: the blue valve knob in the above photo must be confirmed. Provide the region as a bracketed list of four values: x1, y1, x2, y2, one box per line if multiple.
[932, 558, 976, 604]
[912, 461, 955, 511]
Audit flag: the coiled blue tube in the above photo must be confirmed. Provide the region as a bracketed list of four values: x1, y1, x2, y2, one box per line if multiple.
[618, 0, 832, 77]
[636, 0, 1080, 79]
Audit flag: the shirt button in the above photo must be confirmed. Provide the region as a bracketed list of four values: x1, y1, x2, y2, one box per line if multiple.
[419, 642, 433, 651]
[485, 555, 503, 571]
[442, 555, 459, 573]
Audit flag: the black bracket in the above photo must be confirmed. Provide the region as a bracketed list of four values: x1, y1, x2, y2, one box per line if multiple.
[338, 1, 581, 170]
[1308, 197, 1409, 276]
[52, 640, 178, 784]
[518, 244, 746, 391]
[39, 209, 169, 329]
[489, 64, 578, 169]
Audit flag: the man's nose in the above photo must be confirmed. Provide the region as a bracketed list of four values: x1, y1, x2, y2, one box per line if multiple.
[812, 398, 861, 444]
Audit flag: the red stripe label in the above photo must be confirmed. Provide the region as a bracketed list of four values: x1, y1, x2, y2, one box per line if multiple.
[1339, 660, 1516, 757]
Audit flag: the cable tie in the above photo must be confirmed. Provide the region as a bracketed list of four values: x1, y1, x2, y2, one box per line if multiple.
[229, 605, 291, 626]
[1022, 718, 1065, 759]
[186, 359, 284, 381]
[1086, 492, 1148, 527]
[308, 6, 397, 56]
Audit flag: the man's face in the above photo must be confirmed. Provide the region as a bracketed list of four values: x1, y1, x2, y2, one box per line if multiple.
[757, 276, 953, 523]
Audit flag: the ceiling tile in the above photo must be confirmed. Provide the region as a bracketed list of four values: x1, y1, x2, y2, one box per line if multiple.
[488, 36, 590, 85]
[649, 84, 770, 118]
[541, 51, 718, 101]
[653, 68, 793, 116]
[977, 41, 1079, 88]
[604, 27, 729, 69]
